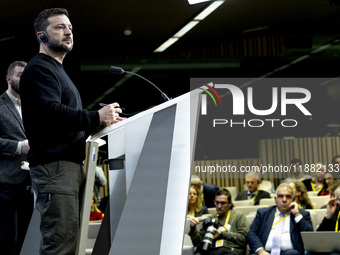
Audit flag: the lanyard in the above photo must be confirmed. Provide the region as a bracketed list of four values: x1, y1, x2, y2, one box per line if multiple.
[311, 180, 323, 194]
[336, 211, 340, 232]
[251, 188, 260, 201]
[272, 211, 288, 226]
[187, 211, 195, 216]
[216, 211, 231, 232]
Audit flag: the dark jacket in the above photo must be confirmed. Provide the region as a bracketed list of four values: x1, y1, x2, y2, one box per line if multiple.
[0, 92, 28, 183]
[20, 53, 100, 166]
[246, 206, 314, 255]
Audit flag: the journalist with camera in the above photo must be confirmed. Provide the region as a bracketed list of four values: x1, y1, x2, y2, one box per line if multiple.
[189, 188, 249, 255]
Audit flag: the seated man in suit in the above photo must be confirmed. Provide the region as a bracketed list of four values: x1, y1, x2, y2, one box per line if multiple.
[246, 183, 314, 255]
[189, 188, 249, 255]
[236, 171, 271, 205]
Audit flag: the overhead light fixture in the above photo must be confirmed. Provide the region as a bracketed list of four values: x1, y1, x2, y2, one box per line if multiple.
[154, 0, 225, 52]
[188, 0, 212, 4]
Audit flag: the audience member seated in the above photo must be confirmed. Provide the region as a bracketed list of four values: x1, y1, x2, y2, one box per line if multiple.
[191, 175, 220, 208]
[289, 181, 314, 209]
[324, 171, 337, 188]
[236, 171, 271, 205]
[317, 186, 340, 232]
[282, 158, 311, 184]
[187, 185, 209, 217]
[302, 163, 328, 196]
[90, 194, 103, 221]
[189, 188, 249, 255]
[246, 183, 313, 255]
[243, 166, 275, 194]
[316, 186, 340, 255]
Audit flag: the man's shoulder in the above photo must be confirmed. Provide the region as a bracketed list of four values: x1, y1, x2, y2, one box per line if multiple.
[231, 209, 247, 219]
[258, 190, 271, 197]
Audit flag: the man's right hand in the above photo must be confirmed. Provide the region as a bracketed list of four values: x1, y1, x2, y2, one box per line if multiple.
[257, 248, 270, 255]
[98, 102, 124, 125]
[326, 198, 337, 219]
[21, 139, 30, 154]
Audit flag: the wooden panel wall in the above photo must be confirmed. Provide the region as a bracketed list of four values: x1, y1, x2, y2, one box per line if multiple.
[193, 136, 340, 192]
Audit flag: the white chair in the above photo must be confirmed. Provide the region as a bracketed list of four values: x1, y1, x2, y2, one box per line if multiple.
[207, 207, 215, 215]
[232, 200, 254, 207]
[246, 214, 255, 225]
[307, 191, 318, 197]
[306, 209, 327, 229]
[225, 186, 238, 201]
[307, 210, 317, 231]
[233, 205, 269, 215]
[309, 196, 329, 209]
[182, 234, 194, 255]
[259, 198, 276, 206]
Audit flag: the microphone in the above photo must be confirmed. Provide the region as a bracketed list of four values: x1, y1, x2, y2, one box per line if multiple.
[110, 66, 170, 101]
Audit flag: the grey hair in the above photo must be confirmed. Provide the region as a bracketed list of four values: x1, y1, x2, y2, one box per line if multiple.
[276, 183, 295, 198]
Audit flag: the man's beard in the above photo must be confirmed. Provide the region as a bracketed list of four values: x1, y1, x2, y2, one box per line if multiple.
[47, 39, 73, 53]
[11, 81, 20, 94]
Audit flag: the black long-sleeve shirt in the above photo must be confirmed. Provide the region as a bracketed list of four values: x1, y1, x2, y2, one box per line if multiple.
[20, 53, 100, 166]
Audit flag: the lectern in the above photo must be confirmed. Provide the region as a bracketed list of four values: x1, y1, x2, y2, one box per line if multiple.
[91, 89, 201, 255]
[20, 88, 202, 255]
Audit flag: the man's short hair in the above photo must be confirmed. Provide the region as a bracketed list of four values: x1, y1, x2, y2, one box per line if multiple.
[276, 183, 295, 198]
[7, 61, 27, 76]
[215, 188, 232, 202]
[191, 175, 202, 185]
[34, 8, 69, 34]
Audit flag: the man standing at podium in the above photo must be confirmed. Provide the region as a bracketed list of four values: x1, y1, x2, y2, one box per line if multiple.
[20, 8, 124, 255]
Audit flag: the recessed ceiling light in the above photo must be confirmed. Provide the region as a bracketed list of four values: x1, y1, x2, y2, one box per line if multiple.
[188, 0, 212, 5]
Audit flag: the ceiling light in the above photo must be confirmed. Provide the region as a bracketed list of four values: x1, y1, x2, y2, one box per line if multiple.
[188, 0, 212, 5]
[154, 0, 225, 52]
[173, 21, 200, 37]
[194, 0, 225, 20]
[154, 38, 179, 52]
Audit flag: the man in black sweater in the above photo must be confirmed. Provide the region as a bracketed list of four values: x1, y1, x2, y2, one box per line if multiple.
[20, 8, 124, 255]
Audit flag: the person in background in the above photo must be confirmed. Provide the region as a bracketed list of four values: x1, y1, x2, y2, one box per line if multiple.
[302, 162, 327, 196]
[19, 8, 124, 254]
[94, 166, 107, 209]
[187, 185, 209, 217]
[0, 61, 34, 255]
[191, 175, 220, 208]
[246, 183, 314, 255]
[189, 188, 249, 255]
[90, 194, 103, 221]
[289, 181, 314, 209]
[282, 158, 311, 184]
[316, 186, 340, 255]
[236, 171, 271, 205]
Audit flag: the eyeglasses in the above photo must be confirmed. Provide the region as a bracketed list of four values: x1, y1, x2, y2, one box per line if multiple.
[214, 200, 229, 206]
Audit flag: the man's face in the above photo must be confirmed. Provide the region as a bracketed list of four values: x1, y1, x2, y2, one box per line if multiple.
[7, 66, 24, 94]
[275, 186, 294, 214]
[246, 178, 258, 193]
[214, 195, 231, 216]
[45, 14, 73, 53]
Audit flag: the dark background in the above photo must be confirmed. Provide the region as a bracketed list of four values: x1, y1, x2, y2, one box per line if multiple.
[1, 0, 340, 159]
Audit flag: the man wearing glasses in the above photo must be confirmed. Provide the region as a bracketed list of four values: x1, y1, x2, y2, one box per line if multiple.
[189, 188, 249, 255]
[247, 183, 313, 255]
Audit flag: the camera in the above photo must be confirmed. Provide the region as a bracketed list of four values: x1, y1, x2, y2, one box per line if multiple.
[200, 218, 219, 252]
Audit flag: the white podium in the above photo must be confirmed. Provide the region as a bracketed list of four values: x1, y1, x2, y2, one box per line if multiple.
[91, 90, 201, 255]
